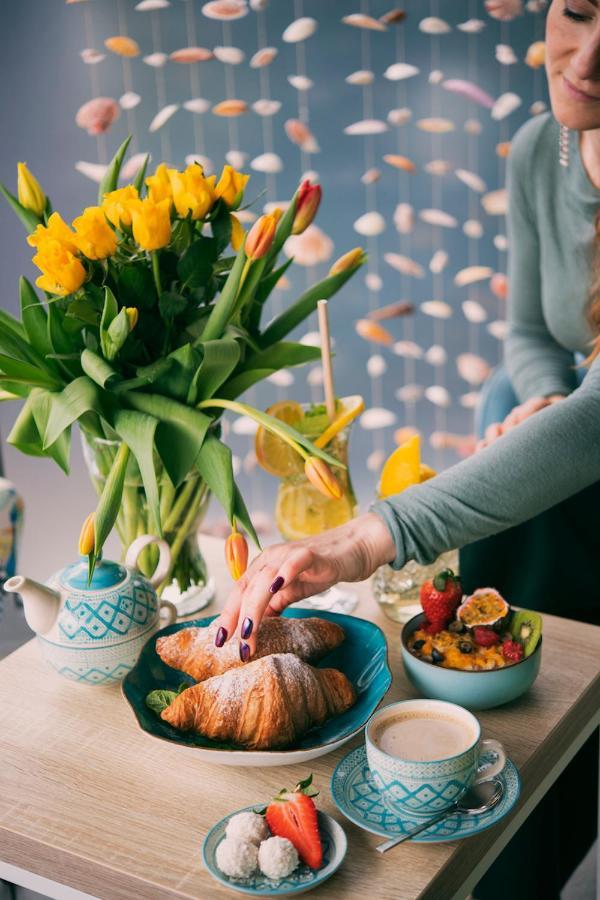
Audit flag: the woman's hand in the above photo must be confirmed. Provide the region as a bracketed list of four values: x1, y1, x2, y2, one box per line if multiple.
[214, 512, 395, 658]
[476, 394, 565, 451]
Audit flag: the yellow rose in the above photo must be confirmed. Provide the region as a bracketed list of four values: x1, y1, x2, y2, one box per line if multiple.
[102, 185, 139, 228]
[230, 213, 245, 251]
[33, 238, 86, 296]
[27, 211, 78, 253]
[214, 164, 249, 208]
[72, 206, 118, 260]
[168, 165, 216, 220]
[17, 162, 45, 217]
[145, 163, 174, 204]
[131, 198, 172, 251]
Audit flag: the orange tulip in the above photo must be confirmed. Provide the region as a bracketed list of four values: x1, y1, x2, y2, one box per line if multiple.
[78, 512, 95, 556]
[304, 456, 343, 500]
[329, 247, 366, 276]
[225, 528, 248, 580]
[245, 209, 281, 261]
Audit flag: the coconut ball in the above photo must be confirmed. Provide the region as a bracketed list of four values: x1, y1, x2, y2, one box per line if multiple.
[215, 837, 259, 879]
[258, 836, 299, 879]
[225, 811, 270, 846]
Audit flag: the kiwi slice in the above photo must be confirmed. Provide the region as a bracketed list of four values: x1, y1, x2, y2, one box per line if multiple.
[509, 610, 542, 657]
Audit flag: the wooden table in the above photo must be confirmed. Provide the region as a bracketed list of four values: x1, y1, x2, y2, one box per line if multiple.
[1, 535, 599, 900]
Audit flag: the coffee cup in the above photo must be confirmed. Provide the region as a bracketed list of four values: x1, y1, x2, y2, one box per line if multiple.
[365, 699, 505, 819]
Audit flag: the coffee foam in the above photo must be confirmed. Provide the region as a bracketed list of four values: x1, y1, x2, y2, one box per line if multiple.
[371, 711, 477, 762]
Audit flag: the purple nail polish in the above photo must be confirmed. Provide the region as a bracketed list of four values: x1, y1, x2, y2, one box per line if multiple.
[241, 617, 253, 640]
[240, 641, 250, 662]
[215, 626, 227, 648]
[270, 575, 285, 594]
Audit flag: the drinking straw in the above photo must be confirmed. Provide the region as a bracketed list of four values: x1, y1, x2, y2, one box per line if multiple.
[317, 299, 336, 422]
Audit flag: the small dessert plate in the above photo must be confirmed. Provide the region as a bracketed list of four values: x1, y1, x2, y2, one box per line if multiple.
[202, 807, 347, 896]
[331, 746, 520, 843]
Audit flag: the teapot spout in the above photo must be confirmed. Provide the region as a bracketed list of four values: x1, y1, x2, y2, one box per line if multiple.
[4, 575, 61, 636]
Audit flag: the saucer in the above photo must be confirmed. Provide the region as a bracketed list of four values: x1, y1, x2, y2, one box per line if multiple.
[331, 746, 520, 843]
[202, 807, 347, 896]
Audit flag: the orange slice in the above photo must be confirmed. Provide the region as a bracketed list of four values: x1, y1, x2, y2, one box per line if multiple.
[314, 395, 365, 449]
[255, 400, 305, 478]
[419, 463, 437, 483]
[275, 482, 356, 540]
[379, 435, 422, 498]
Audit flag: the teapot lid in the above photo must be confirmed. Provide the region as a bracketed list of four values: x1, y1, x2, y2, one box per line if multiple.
[60, 556, 127, 591]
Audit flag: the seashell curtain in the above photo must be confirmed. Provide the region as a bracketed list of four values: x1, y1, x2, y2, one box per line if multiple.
[6, 0, 550, 532]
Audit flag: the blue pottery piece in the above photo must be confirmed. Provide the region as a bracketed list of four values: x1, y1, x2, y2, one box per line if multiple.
[4, 535, 176, 686]
[122, 608, 392, 765]
[331, 744, 520, 843]
[202, 808, 347, 896]
[401, 613, 542, 710]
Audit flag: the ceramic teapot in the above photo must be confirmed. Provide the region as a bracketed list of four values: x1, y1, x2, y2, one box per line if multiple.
[5, 535, 177, 686]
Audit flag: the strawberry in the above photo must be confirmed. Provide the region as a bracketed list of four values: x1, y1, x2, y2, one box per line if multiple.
[420, 569, 463, 632]
[265, 775, 323, 869]
[473, 626, 499, 647]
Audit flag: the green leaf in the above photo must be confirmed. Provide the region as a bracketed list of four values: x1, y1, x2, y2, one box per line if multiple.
[241, 342, 321, 373]
[0, 379, 31, 399]
[0, 182, 41, 232]
[195, 433, 260, 548]
[260, 266, 363, 347]
[126, 391, 212, 487]
[97, 136, 132, 203]
[93, 443, 130, 563]
[269, 191, 298, 260]
[0, 354, 60, 390]
[29, 389, 71, 473]
[145, 688, 180, 715]
[153, 344, 200, 402]
[0, 307, 26, 341]
[81, 349, 121, 389]
[8, 394, 48, 459]
[0, 319, 50, 370]
[254, 257, 294, 306]
[48, 304, 82, 379]
[177, 237, 218, 290]
[66, 297, 103, 328]
[191, 338, 240, 403]
[19, 277, 52, 362]
[106, 308, 131, 359]
[44, 376, 108, 448]
[159, 291, 188, 322]
[201, 248, 248, 342]
[132, 153, 150, 195]
[113, 409, 162, 535]
[117, 265, 156, 310]
[220, 367, 275, 400]
[211, 201, 232, 255]
[100, 286, 119, 360]
[7, 389, 71, 473]
[112, 358, 173, 394]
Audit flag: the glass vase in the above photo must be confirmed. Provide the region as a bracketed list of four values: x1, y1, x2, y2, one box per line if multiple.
[82, 433, 214, 612]
[372, 549, 460, 624]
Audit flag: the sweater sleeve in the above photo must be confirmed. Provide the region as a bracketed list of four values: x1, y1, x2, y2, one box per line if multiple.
[371, 355, 600, 570]
[504, 120, 579, 402]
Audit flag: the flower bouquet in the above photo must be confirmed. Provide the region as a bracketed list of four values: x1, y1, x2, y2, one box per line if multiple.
[0, 138, 365, 594]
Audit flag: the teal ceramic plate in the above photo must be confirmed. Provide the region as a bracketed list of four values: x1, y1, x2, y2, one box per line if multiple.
[202, 808, 347, 896]
[122, 609, 391, 766]
[331, 745, 520, 843]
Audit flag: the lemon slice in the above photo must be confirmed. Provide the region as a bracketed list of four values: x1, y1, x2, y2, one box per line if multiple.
[313, 395, 365, 449]
[255, 400, 305, 478]
[276, 482, 356, 540]
[379, 435, 422, 498]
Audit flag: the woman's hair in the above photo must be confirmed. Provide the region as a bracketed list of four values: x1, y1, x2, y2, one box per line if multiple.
[586, 209, 600, 364]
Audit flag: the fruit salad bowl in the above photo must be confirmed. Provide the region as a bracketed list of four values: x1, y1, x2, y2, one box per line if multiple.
[401, 612, 542, 711]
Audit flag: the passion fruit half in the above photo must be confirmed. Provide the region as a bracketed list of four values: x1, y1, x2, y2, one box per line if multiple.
[456, 587, 510, 631]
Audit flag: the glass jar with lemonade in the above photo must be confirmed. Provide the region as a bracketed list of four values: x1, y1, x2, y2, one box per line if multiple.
[372, 435, 459, 624]
[255, 396, 363, 540]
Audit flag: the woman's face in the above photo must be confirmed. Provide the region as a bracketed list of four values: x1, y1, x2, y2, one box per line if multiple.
[546, 0, 600, 130]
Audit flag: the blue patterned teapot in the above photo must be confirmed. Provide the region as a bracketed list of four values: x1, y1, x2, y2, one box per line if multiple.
[5, 535, 177, 685]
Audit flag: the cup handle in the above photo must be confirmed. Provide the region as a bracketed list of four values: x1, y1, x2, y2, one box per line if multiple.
[474, 738, 506, 784]
[125, 535, 171, 588]
[159, 599, 178, 625]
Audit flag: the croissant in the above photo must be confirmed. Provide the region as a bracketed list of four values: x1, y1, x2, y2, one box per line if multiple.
[161, 652, 357, 750]
[156, 616, 345, 682]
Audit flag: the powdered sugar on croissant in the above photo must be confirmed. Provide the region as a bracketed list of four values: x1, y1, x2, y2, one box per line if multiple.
[160, 653, 357, 750]
[155, 616, 345, 682]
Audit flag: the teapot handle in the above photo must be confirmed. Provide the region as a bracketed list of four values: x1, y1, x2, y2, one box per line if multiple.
[125, 535, 171, 589]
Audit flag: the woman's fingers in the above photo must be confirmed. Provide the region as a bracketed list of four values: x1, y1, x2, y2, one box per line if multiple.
[484, 422, 503, 445]
[235, 564, 281, 658]
[214, 577, 245, 646]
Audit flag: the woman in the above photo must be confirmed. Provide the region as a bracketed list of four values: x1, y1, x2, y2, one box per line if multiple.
[216, 3, 599, 896]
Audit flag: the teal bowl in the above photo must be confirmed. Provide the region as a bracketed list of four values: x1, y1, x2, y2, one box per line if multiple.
[401, 613, 542, 710]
